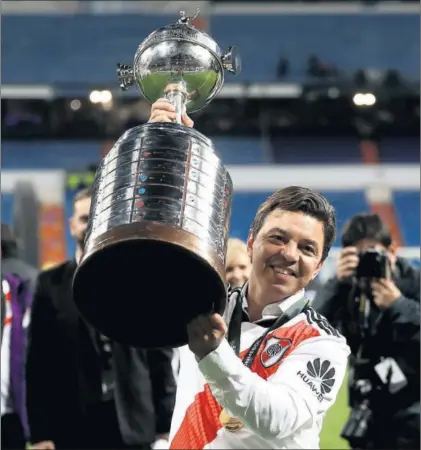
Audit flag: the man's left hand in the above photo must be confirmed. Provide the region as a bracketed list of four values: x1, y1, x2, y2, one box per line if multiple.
[371, 278, 402, 309]
[187, 313, 228, 360]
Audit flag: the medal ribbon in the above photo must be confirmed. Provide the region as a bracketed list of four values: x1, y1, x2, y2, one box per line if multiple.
[227, 283, 309, 368]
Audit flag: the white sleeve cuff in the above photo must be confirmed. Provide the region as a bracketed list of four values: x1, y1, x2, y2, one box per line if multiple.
[198, 339, 246, 385]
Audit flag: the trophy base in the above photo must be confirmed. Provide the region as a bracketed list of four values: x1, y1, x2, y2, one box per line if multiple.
[73, 221, 227, 348]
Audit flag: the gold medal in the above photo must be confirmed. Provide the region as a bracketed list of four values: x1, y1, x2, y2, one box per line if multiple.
[219, 409, 244, 432]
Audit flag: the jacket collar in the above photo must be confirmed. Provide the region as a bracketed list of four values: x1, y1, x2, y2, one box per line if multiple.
[239, 281, 306, 322]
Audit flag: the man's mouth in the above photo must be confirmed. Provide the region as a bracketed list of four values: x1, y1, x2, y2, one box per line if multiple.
[270, 266, 297, 277]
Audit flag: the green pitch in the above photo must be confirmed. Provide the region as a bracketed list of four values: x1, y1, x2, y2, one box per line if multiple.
[320, 369, 350, 449]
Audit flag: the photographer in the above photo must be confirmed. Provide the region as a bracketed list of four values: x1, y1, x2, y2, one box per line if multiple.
[313, 213, 420, 449]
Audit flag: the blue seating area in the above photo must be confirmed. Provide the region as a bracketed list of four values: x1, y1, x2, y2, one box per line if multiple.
[378, 138, 420, 163]
[212, 138, 267, 164]
[394, 191, 420, 246]
[3, 137, 419, 169]
[2, 14, 175, 85]
[1, 141, 102, 170]
[271, 137, 362, 164]
[2, 13, 419, 85]
[2, 141, 419, 253]
[2, 188, 418, 259]
[1, 194, 14, 225]
[1, 139, 266, 169]
[62, 189, 370, 256]
[212, 13, 419, 82]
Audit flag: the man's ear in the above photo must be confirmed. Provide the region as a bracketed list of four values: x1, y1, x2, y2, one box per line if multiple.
[310, 260, 324, 281]
[246, 232, 254, 262]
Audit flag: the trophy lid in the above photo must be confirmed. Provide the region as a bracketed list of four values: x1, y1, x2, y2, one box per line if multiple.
[136, 10, 222, 59]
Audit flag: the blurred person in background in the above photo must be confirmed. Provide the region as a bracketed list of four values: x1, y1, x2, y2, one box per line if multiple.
[26, 187, 176, 450]
[313, 213, 420, 449]
[226, 238, 251, 288]
[1, 272, 32, 449]
[149, 101, 350, 450]
[1, 223, 36, 448]
[1, 279, 4, 337]
[1, 223, 38, 289]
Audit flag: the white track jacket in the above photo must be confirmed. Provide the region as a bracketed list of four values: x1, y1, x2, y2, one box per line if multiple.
[169, 290, 350, 449]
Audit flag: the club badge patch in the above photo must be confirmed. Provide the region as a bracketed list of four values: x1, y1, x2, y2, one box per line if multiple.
[260, 337, 292, 368]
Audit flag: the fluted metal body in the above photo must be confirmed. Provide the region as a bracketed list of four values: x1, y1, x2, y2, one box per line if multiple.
[73, 123, 233, 348]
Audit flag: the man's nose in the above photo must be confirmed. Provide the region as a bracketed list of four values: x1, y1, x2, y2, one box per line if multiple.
[279, 242, 299, 263]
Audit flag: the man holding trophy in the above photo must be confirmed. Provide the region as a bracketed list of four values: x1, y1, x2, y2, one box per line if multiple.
[73, 11, 349, 449]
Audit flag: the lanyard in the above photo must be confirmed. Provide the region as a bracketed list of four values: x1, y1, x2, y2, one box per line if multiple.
[227, 284, 309, 368]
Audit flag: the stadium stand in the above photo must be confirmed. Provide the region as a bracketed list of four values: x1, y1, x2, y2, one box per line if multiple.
[2, 13, 419, 84]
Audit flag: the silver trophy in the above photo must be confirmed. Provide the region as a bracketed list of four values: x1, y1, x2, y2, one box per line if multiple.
[73, 10, 241, 348]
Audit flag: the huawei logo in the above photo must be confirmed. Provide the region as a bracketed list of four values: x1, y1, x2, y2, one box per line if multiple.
[297, 358, 336, 402]
[306, 358, 336, 394]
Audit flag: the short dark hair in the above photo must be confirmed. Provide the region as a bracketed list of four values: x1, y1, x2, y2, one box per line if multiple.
[73, 187, 93, 207]
[341, 213, 392, 248]
[250, 186, 336, 261]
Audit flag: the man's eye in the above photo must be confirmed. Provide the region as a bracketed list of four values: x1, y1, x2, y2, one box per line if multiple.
[303, 246, 315, 254]
[270, 235, 284, 242]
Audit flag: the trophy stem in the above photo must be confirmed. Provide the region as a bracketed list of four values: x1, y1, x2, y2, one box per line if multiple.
[165, 82, 188, 125]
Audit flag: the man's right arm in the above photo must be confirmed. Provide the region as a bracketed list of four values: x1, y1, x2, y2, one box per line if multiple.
[26, 273, 60, 447]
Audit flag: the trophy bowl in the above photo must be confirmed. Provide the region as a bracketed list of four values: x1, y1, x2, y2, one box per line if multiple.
[73, 11, 240, 348]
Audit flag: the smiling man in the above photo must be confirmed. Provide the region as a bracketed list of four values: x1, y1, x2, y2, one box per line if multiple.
[170, 186, 350, 449]
[147, 101, 350, 450]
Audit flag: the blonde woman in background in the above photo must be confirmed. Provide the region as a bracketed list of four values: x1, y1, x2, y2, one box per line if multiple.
[226, 238, 251, 289]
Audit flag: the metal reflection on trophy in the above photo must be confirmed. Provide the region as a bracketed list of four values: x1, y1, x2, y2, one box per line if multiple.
[73, 10, 241, 348]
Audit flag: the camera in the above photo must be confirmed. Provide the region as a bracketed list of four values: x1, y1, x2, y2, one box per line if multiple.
[341, 379, 373, 448]
[341, 400, 372, 448]
[356, 248, 389, 279]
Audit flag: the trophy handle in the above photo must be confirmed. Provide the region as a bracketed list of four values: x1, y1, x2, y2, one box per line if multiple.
[116, 63, 135, 91]
[222, 46, 242, 76]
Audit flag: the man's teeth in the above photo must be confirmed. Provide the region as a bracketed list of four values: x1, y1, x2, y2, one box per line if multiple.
[273, 267, 293, 276]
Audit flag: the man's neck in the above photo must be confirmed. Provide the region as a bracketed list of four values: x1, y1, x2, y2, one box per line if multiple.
[75, 246, 83, 265]
[246, 275, 287, 322]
